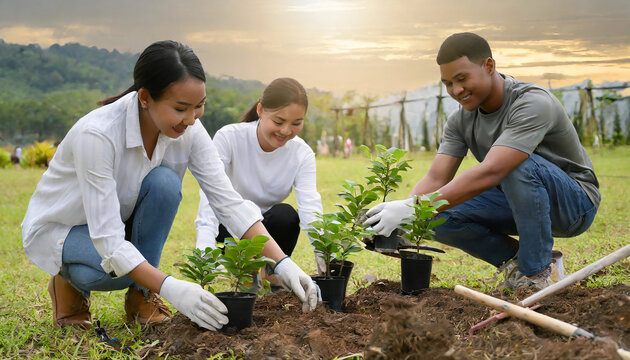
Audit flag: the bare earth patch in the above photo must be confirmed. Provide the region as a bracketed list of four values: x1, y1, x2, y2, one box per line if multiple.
[140, 280, 629, 359]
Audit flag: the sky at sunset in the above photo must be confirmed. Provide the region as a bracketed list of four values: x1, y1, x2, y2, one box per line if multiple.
[1, 0, 629, 96]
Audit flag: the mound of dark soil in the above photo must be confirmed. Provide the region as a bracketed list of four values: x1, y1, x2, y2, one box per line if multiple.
[139, 281, 629, 359]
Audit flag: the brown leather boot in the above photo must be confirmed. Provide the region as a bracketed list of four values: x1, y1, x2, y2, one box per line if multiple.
[124, 287, 171, 326]
[48, 275, 91, 329]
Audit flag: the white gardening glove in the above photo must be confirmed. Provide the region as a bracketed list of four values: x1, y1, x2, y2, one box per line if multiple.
[159, 275, 229, 331]
[195, 238, 217, 251]
[363, 197, 417, 237]
[273, 257, 318, 312]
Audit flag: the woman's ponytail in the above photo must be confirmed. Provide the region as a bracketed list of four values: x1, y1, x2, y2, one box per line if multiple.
[97, 84, 138, 106]
[239, 99, 261, 122]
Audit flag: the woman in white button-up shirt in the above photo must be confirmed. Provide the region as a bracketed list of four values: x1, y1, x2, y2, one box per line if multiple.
[22, 41, 317, 331]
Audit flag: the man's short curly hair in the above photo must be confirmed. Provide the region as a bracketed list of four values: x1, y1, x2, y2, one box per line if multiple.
[436, 32, 492, 65]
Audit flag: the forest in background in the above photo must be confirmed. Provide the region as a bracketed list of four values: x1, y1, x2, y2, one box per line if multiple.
[0, 40, 338, 148]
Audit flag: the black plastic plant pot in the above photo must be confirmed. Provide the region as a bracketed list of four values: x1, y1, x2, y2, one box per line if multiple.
[330, 259, 354, 298]
[311, 276, 346, 312]
[215, 292, 257, 333]
[399, 251, 433, 295]
[330, 259, 354, 282]
[373, 229, 403, 252]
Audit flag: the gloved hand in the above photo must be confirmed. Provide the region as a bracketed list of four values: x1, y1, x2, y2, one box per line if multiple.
[159, 275, 228, 331]
[363, 196, 417, 237]
[274, 257, 318, 312]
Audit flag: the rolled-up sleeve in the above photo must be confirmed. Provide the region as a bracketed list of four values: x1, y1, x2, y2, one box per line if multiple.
[188, 124, 262, 239]
[72, 129, 145, 277]
[294, 151, 323, 243]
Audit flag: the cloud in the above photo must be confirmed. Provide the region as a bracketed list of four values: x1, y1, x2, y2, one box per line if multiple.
[507, 58, 630, 68]
[285, 1, 366, 13]
[413, 22, 504, 39]
[295, 33, 435, 62]
[186, 31, 260, 45]
[0, 24, 106, 47]
[541, 73, 569, 80]
[494, 39, 624, 59]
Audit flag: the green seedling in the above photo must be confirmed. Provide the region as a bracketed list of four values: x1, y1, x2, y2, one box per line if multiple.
[221, 235, 274, 293]
[361, 144, 411, 202]
[307, 212, 346, 276]
[335, 180, 376, 263]
[308, 144, 411, 276]
[175, 247, 225, 292]
[336, 180, 379, 223]
[176, 235, 273, 293]
[400, 193, 449, 254]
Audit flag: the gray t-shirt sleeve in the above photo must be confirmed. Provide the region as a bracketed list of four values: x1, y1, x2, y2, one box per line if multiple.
[437, 112, 468, 158]
[493, 90, 554, 154]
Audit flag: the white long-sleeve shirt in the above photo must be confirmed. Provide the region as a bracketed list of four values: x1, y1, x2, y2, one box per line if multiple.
[195, 120, 323, 249]
[22, 92, 262, 276]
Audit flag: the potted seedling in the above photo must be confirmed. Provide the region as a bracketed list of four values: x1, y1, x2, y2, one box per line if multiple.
[176, 235, 273, 331]
[361, 144, 411, 252]
[398, 193, 448, 294]
[217, 235, 274, 331]
[307, 212, 347, 311]
[332, 180, 377, 292]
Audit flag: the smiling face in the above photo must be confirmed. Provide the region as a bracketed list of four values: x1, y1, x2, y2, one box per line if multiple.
[256, 102, 306, 152]
[139, 76, 206, 139]
[440, 56, 494, 112]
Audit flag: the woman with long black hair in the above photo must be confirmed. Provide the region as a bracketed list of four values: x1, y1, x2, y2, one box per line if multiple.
[22, 41, 317, 332]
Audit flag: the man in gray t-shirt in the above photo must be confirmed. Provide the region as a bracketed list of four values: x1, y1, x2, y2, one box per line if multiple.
[364, 32, 599, 291]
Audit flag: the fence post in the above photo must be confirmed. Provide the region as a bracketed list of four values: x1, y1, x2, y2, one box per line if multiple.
[586, 86, 601, 149]
[399, 92, 407, 150]
[435, 83, 445, 150]
[333, 108, 340, 157]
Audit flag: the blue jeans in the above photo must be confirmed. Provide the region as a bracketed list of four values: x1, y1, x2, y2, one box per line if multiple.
[433, 154, 597, 276]
[60, 166, 182, 298]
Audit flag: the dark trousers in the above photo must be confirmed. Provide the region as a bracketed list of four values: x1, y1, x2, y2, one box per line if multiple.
[217, 203, 300, 256]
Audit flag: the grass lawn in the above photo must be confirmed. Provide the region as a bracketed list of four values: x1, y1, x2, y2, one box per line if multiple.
[0, 146, 628, 359]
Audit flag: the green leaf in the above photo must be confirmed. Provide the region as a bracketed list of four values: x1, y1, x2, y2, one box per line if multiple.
[360, 144, 371, 158]
[427, 217, 446, 230]
[392, 148, 406, 160]
[375, 144, 387, 153]
[432, 199, 449, 210]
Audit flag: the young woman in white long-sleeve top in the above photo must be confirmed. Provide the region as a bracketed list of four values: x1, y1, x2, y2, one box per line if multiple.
[195, 78, 323, 277]
[21, 41, 317, 332]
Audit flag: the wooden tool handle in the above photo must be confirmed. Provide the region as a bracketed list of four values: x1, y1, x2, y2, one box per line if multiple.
[455, 285, 593, 338]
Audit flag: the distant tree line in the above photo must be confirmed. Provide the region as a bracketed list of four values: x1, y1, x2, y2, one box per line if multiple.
[0, 40, 336, 149]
